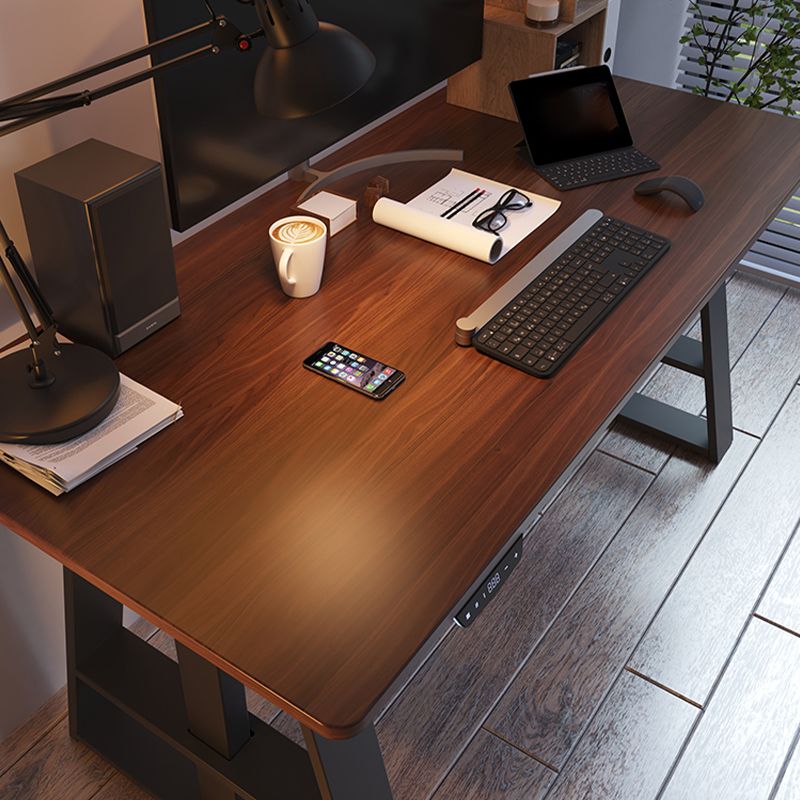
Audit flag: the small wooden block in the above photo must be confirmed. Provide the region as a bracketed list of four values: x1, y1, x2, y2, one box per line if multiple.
[364, 176, 390, 213]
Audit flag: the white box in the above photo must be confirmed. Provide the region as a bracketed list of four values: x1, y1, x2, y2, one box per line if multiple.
[297, 191, 357, 237]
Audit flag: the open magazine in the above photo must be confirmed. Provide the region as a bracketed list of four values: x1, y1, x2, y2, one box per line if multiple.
[0, 375, 183, 496]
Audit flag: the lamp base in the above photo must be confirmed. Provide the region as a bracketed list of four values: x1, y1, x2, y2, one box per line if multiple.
[0, 343, 120, 445]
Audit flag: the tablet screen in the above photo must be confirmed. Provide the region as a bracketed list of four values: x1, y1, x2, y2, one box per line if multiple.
[510, 67, 633, 165]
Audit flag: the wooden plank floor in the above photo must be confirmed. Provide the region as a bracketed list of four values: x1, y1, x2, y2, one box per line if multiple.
[2, 273, 800, 800]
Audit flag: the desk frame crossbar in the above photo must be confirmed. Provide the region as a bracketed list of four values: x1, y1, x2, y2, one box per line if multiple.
[64, 570, 392, 800]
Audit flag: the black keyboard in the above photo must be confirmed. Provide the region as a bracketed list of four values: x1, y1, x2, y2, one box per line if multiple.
[539, 148, 659, 190]
[473, 217, 670, 377]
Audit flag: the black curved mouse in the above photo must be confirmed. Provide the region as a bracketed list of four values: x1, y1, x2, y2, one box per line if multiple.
[635, 176, 705, 212]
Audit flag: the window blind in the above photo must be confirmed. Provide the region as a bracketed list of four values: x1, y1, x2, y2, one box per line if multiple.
[678, 1, 800, 285]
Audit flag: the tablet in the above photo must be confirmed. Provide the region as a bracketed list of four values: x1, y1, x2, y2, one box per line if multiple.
[509, 66, 634, 166]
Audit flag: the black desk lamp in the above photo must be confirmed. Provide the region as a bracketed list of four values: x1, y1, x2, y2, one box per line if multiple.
[253, 0, 375, 119]
[0, 0, 376, 444]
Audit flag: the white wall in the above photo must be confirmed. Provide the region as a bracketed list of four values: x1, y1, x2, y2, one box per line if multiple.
[0, 536, 66, 741]
[614, 0, 688, 87]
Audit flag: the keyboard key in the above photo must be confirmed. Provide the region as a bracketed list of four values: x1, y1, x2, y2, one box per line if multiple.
[599, 272, 616, 288]
[562, 300, 607, 343]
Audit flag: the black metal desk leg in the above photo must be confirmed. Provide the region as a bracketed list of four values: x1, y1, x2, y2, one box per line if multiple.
[176, 643, 251, 800]
[618, 282, 733, 464]
[303, 724, 394, 800]
[64, 569, 123, 740]
[702, 284, 733, 463]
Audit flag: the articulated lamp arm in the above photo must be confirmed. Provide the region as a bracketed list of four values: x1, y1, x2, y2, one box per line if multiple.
[0, 13, 252, 139]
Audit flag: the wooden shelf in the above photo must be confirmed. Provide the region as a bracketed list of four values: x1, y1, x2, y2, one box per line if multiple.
[487, 0, 606, 33]
[447, 0, 608, 120]
[487, 0, 604, 24]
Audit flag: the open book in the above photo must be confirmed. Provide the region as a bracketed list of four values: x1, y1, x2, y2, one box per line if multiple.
[0, 375, 183, 496]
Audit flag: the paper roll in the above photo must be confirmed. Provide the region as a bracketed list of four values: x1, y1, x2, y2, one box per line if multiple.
[372, 197, 503, 264]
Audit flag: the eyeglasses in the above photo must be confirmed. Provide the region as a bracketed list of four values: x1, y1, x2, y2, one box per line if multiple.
[472, 189, 533, 235]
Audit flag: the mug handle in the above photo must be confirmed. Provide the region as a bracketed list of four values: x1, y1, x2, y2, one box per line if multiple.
[279, 249, 295, 287]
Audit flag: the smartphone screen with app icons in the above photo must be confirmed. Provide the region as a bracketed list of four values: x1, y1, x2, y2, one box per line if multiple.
[303, 342, 405, 400]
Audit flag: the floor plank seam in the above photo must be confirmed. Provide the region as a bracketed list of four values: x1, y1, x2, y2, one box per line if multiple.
[621, 406, 785, 688]
[751, 517, 800, 642]
[469, 454, 676, 783]
[655, 505, 800, 800]
[624, 667, 702, 709]
[480, 726, 561, 773]
[86, 773, 119, 800]
[768, 723, 800, 800]
[752, 613, 800, 641]
[520, 424, 771, 789]
[652, 618, 763, 799]
[592, 448, 659, 476]
[731, 424, 762, 437]
[423, 457, 661, 799]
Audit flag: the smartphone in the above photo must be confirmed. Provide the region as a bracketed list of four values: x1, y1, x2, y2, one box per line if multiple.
[303, 342, 406, 400]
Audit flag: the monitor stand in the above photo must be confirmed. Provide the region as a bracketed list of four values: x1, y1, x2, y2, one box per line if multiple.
[291, 149, 464, 204]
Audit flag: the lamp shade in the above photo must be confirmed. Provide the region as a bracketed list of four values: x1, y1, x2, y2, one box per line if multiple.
[254, 22, 375, 119]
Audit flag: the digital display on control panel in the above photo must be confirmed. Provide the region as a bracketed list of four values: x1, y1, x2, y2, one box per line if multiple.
[455, 537, 523, 628]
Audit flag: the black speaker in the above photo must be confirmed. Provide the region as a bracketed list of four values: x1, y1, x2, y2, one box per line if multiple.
[15, 139, 180, 357]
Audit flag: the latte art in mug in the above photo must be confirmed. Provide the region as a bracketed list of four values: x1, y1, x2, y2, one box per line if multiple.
[275, 220, 325, 244]
[269, 215, 328, 298]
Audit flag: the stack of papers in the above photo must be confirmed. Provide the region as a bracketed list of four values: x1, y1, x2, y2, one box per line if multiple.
[0, 375, 183, 496]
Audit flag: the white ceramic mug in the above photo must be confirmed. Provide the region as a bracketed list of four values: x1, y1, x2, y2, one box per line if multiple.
[269, 216, 328, 298]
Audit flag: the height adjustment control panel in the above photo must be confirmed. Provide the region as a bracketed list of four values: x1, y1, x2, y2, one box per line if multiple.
[455, 536, 524, 628]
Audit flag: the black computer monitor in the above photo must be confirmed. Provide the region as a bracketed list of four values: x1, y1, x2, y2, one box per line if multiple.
[143, 0, 484, 231]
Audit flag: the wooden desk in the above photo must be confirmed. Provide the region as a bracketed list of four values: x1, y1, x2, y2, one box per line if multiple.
[2, 79, 799, 799]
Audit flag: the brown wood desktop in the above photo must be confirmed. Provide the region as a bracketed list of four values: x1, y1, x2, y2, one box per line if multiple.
[2, 79, 799, 799]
